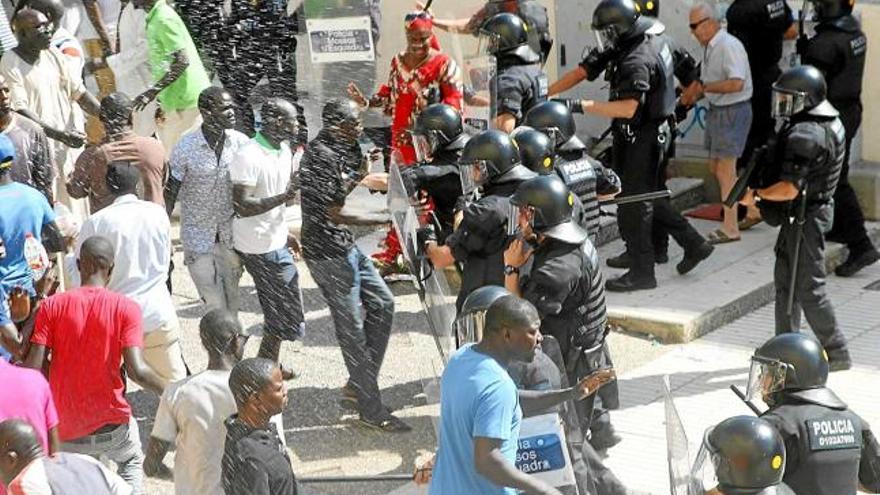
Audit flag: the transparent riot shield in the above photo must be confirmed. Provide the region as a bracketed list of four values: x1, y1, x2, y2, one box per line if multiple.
[387, 160, 458, 435]
[462, 55, 498, 131]
[664, 375, 696, 495]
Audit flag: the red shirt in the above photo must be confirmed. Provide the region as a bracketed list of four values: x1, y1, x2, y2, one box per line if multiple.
[30, 286, 143, 441]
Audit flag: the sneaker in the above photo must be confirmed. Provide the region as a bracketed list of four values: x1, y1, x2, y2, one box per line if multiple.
[834, 249, 880, 277]
[677, 242, 714, 275]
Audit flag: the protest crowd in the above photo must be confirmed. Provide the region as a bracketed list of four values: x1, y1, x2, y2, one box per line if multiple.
[0, 0, 879, 492]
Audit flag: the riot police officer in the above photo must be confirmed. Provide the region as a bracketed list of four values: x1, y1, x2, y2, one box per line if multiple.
[726, 0, 796, 171]
[746, 333, 880, 494]
[690, 416, 796, 494]
[404, 103, 469, 242]
[424, 129, 536, 310]
[554, 0, 713, 291]
[478, 13, 548, 132]
[502, 174, 622, 451]
[740, 66, 851, 370]
[523, 101, 621, 244]
[799, 0, 878, 277]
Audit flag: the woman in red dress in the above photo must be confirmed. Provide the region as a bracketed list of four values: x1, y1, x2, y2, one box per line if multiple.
[348, 10, 463, 272]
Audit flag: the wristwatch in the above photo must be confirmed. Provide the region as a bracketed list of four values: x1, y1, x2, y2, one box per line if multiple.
[504, 265, 520, 276]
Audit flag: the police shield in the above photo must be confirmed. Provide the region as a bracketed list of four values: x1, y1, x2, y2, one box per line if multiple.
[663, 375, 704, 495]
[387, 159, 458, 432]
[462, 54, 498, 131]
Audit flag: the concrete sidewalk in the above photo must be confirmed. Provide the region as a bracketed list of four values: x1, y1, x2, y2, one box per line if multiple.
[601, 261, 880, 494]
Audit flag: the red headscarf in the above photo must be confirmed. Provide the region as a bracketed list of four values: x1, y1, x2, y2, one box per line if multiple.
[404, 10, 441, 50]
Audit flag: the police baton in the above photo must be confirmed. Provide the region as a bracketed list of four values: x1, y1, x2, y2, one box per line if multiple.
[600, 189, 671, 207]
[786, 186, 809, 317]
[729, 385, 764, 416]
[299, 474, 415, 483]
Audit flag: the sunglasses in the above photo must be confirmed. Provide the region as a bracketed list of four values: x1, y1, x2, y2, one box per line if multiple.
[405, 11, 432, 22]
[689, 17, 710, 30]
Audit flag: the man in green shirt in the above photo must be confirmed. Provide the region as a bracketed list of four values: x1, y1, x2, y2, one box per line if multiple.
[132, 0, 211, 156]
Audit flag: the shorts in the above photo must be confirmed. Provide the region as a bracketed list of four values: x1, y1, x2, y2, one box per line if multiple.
[705, 100, 753, 159]
[143, 321, 188, 383]
[238, 247, 306, 341]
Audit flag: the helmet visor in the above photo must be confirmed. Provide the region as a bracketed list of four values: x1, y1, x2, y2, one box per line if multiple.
[454, 311, 485, 346]
[690, 428, 720, 494]
[459, 160, 490, 197]
[745, 355, 788, 402]
[593, 27, 619, 53]
[413, 133, 437, 163]
[771, 89, 806, 119]
[476, 30, 502, 57]
[507, 203, 534, 236]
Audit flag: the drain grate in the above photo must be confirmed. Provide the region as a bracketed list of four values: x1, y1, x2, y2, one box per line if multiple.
[866, 279, 880, 291]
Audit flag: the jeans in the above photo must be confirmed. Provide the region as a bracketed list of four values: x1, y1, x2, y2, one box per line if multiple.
[185, 244, 243, 315]
[61, 416, 144, 495]
[238, 247, 306, 341]
[306, 247, 394, 420]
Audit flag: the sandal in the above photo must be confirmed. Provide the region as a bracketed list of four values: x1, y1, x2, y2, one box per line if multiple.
[706, 229, 741, 245]
[357, 414, 412, 433]
[738, 217, 762, 231]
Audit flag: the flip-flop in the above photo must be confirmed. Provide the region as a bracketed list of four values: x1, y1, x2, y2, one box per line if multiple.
[707, 229, 741, 245]
[738, 217, 762, 231]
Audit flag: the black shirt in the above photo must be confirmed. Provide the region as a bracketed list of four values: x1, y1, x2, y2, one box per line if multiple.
[222, 415, 298, 495]
[497, 62, 549, 123]
[726, 0, 793, 84]
[608, 34, 674, 127]
[300, 130, 364, 261]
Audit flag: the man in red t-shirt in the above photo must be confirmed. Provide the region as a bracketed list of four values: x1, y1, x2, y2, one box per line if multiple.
[23, 235, 166, 495]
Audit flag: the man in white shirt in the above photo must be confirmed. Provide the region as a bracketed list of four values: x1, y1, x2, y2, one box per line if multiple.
[74, 161, 187, 383]
[0, 7, 100, 219]
[230, 98, 303, 378]
[143, 309, 285, 494]
[688, 2, 755, 244]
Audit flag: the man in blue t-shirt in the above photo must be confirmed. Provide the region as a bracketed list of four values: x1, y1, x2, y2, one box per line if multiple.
[429, 296, 563, 495]
[0, 134, 61, 299]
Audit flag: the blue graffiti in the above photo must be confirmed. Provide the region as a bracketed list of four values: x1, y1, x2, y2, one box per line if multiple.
[678, 104, 708, 139]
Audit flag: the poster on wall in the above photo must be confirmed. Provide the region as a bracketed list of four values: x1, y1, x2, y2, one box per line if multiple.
[306, 16, 375, 64]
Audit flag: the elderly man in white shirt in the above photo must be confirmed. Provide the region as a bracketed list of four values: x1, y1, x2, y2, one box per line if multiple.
[688, 2, 756, 245]
[74, 161, 187, 383]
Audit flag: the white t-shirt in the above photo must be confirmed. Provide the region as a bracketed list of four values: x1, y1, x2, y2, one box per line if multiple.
[7, 453, 132, 495]
[229, 138, 300, 254]
[0, 47, 85, 132]
[151, 369, 285, 495]
[74, 195, 176, 332]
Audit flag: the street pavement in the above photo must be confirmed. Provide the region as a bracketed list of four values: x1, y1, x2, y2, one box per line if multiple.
[136, 191, 880, 494]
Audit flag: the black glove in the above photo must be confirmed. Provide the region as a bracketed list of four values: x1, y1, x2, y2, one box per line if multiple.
[417, 224, 438, 251]
[674, 103, 692, 124]
[579, 47, 614, 82]
[795, 35, 809, 57]
[552, 98, 584, 114]
[400, 166, 426, 196]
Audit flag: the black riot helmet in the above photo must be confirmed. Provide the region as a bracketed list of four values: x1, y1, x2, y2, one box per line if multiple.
[523, 101, 585, 152]
[771, 65, 838, 119]
[508, 175, 588, 244]
[591, 0, 652, 52]
[459, 129, 536, 197]
[412, 103, 468, 162]
[455, 286, 513, 344]
[511, 126, 556, 175]
[810, 0, 854, 20]
[478, 13, 541, 64]
[691, 416, 787, 493]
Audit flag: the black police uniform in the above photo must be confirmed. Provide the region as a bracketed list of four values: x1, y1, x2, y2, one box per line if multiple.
[762, 389, 880, 495]
[403, 148, 464, 242]
[217, 0, 307, 142]
[606, 33, 705, 281]
[469, 0, 553, 63]
[446, 181, 522, 310]
[760, 115, 848, 350]
[519, 236, 619, 437]
[800, 15, 872, 258]
[498, 60, 549, 126]
[727, 0, 794, 168]
[554, 147, 621, 244]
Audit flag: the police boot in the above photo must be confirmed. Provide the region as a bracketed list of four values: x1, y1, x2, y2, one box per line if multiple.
[676, 242, 714, 275]
[834, 248, 880, 277]
[589, 425, 623, 451]
[606, 251, 668, 269]
[605, 271, 657, 292]
[826, 348, 853, 372]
